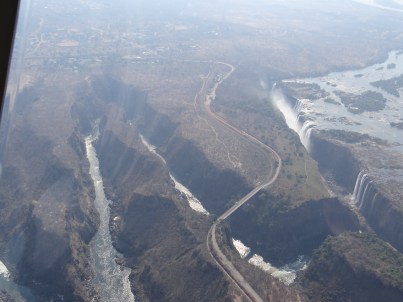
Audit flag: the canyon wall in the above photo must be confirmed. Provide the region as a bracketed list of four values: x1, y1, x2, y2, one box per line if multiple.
[87, 75, 250, 301]
[309, 133, 360, 190]
[0, 126, 99, 301]
[229, 194, 359, 266]
[303, 232, 403, 302]
[94, 112, 234, 301]
[279, 89, 403, 255]
[353, 172, 403, 253]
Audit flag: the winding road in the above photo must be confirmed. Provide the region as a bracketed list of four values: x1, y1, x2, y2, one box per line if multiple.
[201, 62, 282, 302]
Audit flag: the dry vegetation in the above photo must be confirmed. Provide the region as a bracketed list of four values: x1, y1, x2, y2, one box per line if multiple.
[117, 61, 273, 188]
[213, 66, 330, 205]
[303, 232, 403, 301]
[5, 0, 403, 300]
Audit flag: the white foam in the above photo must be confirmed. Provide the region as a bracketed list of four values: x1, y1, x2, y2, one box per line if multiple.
[232, 238, 251, 259]
[0, 261, 10, 279]
[140, 134, 209, 215]
[86, 130, 135, 302]
[231, 238, 307, 286]
[248, 254, 296, 286]
[171, 175, 210, 215]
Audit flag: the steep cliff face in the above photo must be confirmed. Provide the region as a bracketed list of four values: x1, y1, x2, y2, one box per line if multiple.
[353, 175, 403, 253]
[302, 232, 403, 302]
[161, 136, 251, 215]
[88, 75, 251, 216]
[309, 131, 403, 254]
[57, 73, 251, 300]
[229, 194, 360, 266]
[361, 193, 403, 253]
[111, 193, 230, 302]
[0, 125, 99, 301]
[309, 132, 361, 191]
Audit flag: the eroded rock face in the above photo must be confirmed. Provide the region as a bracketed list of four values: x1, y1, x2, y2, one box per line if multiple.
[0, 73, 238, 301]
[162, 136, 251, 215]
[357, 184, 403, 253]
[229, 195, 360, 266]
[110, 194, 230, 302]
[309, 131, 403, 254]
[309, 132, 360, 191]
[0, 97, 99, 301]
[302, 232, 403, 302]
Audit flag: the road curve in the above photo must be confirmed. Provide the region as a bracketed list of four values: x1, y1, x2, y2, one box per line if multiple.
[203, 62, 282, 302]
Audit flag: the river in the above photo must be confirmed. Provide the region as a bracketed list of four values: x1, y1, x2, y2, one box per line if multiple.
[139, 134, 210, 216]
[232, 238, 307, 286]
[85, 128, 135, 302]
[274, 50, 403, 152]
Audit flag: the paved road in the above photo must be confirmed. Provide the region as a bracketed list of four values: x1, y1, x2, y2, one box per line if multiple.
[203, 62, 282, 302]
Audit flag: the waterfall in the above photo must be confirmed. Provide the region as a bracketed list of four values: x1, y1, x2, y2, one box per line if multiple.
[271, 85, 315, 152]
[86, 128, 135, 302]
[300, 120, 315, 152]
[293, 100, 303, 121]
[352, 171, 366, 200]
[352, 171, 375, 209]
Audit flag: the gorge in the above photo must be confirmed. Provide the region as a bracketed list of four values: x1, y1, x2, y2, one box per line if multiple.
[85, 126, 134, 302]
[273, 51, 403, 255]
[1, 0, 403, 300]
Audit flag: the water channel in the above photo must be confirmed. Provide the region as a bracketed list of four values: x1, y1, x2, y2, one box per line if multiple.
[85, 127, 135, 302]
[139, 134, 210, 216]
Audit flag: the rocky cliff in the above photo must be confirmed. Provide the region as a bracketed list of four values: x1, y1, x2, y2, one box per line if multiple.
[229, 193, 360, 266]
[0, 120, 99, 301]
[354, 178, 403, 253]
[309, 130, 403, 254]
[302, 232, 403, 302]
[309, 132, 361, 191]
[93, 104, 237, 301]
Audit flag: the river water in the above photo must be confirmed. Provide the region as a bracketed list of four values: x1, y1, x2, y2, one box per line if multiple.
[0, 260, 35, 302]
[232, 238, 307, 286]
[0, 129, 136, 302]
[269, 51, 403, 284]
[275, 50, 403, 152]
[85, 130, 135, 302]
[139, 134, 210, 215]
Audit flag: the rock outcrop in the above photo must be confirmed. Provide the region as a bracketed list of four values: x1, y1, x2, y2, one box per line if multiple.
[0, 126, 99, 301]
[309, 132, 360, 191]
[302, 232, 403, 302]
[229, 194, 360, 266]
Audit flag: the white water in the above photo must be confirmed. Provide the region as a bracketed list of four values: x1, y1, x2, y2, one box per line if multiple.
[85, 131, 135, 302]
[139, 134, 210, 215]
[271, 87, 315, 152]
[232, 239, 250, 259]
[351, 170, 375, 209]
[232, 238, 307, 286]
[280, 50, 403, 151]
[0, 261, 10, 279]
[0, 260, 35, 301]
[248, 255, 297, 286]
